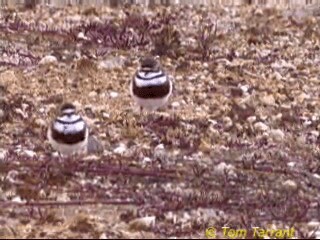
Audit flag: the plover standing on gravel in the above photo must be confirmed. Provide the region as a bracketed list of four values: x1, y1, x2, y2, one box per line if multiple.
[130, 56, 173, 114]
[47, 103, 89, 156]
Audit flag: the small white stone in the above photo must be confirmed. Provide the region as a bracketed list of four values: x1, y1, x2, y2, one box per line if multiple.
[142, 157, 152, 164]
[171, 101, 180, 108]
[254, 122, 270, 132]
[303, 120, 312, 127]
[274, 71, 282, 81]
[113, 143, 127, 155]
[99, 233, 107, 239]
[6, 170, 19, 184]
[77, 32, 88, 40]
[51, 152, 60, 158]
[308, 221, 320, 228]
[239, 84, 250, 93]
[208, 119, 218, 125]
[282, 179, 297, 190]
[128, 216, 156, 231]
[0, 109, 4, 119]
[11, 196, 26, 203]
[38, 189, 46, 198]
[15, 108, 27, 118]
[254, 8, 263, 16]
[109, 91, 119, 98]
[56, 192, 70, 202]
[310, 130, 319, 137]
[187, 75, 197, 81]
[102, 112, 110, 119]
[223, 116, 233, 128]
[0, 149, 6, 160]
[215, 162, 234, 175]
[155, 144, 165, 151]
[39, 55, 58, 65]
[175, 75, 183, 81]
[287, 162, 296, 168]
[88, 91, 97, 98]
[313, 174, 320, 180]
[164, 211, 177, 224]
[269, 129, 285, 142]
[247, 116, 257, 124]
[23, 150, 37, 158]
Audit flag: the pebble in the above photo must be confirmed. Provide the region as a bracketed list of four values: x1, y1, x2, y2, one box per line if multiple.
[0, 149, 7, 160]
[155, 144, 165, 151]
[287, 162, 296, 168]
[208, 119, 218, 125]
[310, 130, 319, 137]
[222, 116, 233, 128]
[164, 211, 177, 224]
[142, 157, 152, 164]
[254, 122, 270, 132]
[88, 91, 97, 98]
[274, 71, 282, 81]
[35, 118, 47, 127]
[102, 112, 110, 119]
[128, 216, 156, 231]
[282, 179, 297, 191]
[56, 192, 70, 202]
[175, 75, 183, 81]
[313, 174, 320, 180]
[154, 144, 167, 160]
[0, 109, 4, 119]
[187, 75, 197, 81]
[215, 162, 235, 176]
[15, 108, 27, 119]
[260, 94, 276, 106]
[99, 233, 107, 239]
[239, 84, 250, 93]
[247, 116, 257, 124]
[254, 8, 263, 16]
[171, 101, 180, 108]
[77, 32, 88, 40]
[307, 221, 320, 228]
[269, 129, 285, 142]
[11, 196, 26, 203]
[23, 150, 37, 158]
[109, 91, 119, 98]
[39, 55, 58, 65]
[113, 143, 127, 155]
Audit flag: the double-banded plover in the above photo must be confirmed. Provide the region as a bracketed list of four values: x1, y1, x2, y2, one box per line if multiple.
[130, 56, 173, 114]
[47, 103, 89, 156]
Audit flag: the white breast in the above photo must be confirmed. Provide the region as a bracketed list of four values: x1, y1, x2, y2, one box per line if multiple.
[53, 115, 86, 134]
[135, 71, 167, 87]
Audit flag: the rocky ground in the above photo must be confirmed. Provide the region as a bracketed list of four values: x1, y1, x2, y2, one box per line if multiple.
[0, 3, 320, 239]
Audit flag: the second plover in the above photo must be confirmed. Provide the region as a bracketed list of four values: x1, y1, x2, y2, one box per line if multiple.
[130, 56, 173, 113]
